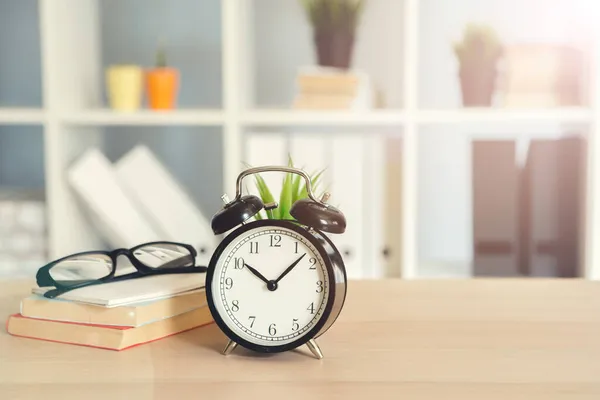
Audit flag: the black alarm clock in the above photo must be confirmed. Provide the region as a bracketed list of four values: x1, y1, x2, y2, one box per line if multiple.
[205, 166, 348, 359]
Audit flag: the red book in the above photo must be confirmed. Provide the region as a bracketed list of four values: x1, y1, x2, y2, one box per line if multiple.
[6, 306, 213, 351]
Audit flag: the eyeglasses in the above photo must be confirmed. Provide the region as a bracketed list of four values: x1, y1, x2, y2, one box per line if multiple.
[36, 241, 208, 299]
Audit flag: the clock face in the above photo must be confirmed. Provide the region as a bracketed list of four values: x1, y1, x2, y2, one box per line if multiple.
[209, 222, 331, 348]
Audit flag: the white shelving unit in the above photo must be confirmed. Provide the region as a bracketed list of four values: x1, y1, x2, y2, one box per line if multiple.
[0, 0, 598, 279]
[0, 108, 46, 124]
[60, 109, 224, 126]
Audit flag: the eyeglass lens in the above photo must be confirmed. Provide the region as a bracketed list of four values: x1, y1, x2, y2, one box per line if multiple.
[49, 253, 113, 286]
[133, 243, 194, 269]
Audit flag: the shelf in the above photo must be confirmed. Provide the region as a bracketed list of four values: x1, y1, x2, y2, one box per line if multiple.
[241, 108, 593, 128]
[0, 108, 45, 124]
[60, 109, 225, 126]
[241, 109, 407, 126]
[417, 108, 593, 124]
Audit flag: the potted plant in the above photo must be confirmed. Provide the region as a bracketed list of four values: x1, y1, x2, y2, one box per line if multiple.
[245, 156, 326, 221]
[300, 0, 366, 70]
[145, 41, 179, 110]
[453, 23, 503, 106]
[105, 64, 143, 111]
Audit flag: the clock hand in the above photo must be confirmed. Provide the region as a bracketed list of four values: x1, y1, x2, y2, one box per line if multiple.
[275, 253, 307, 284]
[244, 263, 270, 285]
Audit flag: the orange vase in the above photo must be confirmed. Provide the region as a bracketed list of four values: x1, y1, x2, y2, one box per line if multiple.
[146, 67, 179, 110]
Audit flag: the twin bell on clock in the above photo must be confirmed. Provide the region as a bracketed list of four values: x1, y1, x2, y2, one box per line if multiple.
[205, 166, 348, 360]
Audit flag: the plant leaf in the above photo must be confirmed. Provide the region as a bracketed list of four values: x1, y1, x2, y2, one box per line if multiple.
[279, 172, 293, 221]
[289, 157, 306, 203]
[299, 168, 326, 200]
[254, 174, 277, 219]
[312, 168, 325, 192]
[291, 173, 303, 203]
[278, 155, 295, 220]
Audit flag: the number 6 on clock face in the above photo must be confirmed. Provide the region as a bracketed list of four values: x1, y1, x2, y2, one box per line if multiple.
[205, 219, 347, 355]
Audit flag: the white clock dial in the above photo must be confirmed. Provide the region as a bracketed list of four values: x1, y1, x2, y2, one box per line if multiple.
[211, 225, 329, 347]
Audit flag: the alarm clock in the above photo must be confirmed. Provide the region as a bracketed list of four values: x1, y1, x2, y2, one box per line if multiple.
[205, 166, 348, 359]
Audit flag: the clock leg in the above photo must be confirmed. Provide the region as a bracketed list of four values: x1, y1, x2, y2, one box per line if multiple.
[222, 339, 238, 356]
[306, 339, 324, 360]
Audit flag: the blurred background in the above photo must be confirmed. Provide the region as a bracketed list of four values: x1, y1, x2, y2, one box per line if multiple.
[0, 0, 598, 280]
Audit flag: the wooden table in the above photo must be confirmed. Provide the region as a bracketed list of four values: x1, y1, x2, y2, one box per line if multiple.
[1, 278, 599, 399]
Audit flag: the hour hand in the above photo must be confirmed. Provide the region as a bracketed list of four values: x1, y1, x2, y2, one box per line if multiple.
[244, 263, 270, 284]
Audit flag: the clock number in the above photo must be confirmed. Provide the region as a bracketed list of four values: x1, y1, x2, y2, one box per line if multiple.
[294, 241, 299, 254]
[231, 300, 239, 312]
[234, 257, 244, 269]
[269, 323, 277, 336]
[224, 277, 233, 290]
[316, 280, 324, 293]
[309, 257, 317, 269]
[248, 316, 256, 328]
[249, 241, 259, 254]
[270, 235, 282, 247]
[292, 318, 299, 331]
[307, 302, 315, 314]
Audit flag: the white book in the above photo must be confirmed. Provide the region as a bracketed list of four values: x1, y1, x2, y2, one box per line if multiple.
[32, 273, 206, 307]
[295, 65, 374, 110]
[68, 148, 163, 249]
[114, 145, 216, 266]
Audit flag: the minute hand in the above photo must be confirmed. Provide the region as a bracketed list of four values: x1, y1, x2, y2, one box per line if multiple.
[275, 253, 307, 283]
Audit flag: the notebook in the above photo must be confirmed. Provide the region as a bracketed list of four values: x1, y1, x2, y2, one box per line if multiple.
[32, 273, 206, 307]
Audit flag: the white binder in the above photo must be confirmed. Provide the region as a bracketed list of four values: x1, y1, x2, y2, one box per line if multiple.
[114, 145, 217, 266]
[329, 135, 367, 279]
[288, 133, 364, 278]
[67, 148, 163, 249]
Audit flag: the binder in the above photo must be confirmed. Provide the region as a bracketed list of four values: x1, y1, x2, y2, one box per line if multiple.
[472, 140, 520, 277]
[114, 145, 217, 266]
[521, 136, 585, 277]
[521, 140, 559, 277]
[329, 134, 366, 279]
[68, 148, 163, 249]
[381, 136, 402, 278]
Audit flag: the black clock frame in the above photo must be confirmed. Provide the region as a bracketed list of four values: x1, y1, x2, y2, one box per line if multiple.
[205, 219, 348, 354]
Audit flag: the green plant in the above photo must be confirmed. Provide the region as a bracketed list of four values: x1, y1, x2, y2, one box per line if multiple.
[244, 156, 327, 221]
[155, 39, 167, 68]
[300, 0, 365, 34]
[453, 23, 503, 68]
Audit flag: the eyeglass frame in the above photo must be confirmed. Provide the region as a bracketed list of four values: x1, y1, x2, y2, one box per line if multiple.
[36, 241, 208, 299]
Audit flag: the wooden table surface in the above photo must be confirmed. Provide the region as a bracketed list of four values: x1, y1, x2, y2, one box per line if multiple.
[1, 278, 600, 399]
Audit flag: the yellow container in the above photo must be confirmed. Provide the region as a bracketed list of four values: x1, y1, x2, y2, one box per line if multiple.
[105, 65, 143, 111]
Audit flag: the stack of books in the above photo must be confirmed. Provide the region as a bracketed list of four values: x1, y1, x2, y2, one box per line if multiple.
[292, 66, 374, 110]
[6, 274, 213, 350]
[499, 44, 584, 107]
